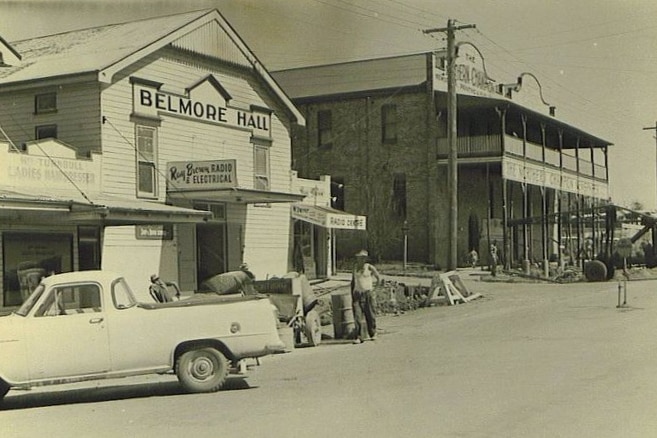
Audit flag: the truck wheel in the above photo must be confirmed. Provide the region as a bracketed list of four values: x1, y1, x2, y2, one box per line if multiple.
[0, 380, 9, 400]
[176, 348, 228, 393]
[305, 309, 322, 346]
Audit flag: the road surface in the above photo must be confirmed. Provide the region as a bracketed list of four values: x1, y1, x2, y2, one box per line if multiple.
[2, 274, 656, 437]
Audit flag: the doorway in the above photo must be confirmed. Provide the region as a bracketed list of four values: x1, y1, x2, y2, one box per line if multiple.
[196, 222, 227, 288]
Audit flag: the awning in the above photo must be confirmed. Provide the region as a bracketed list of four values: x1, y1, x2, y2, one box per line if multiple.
[167, 187, 305, 204]
[291, 203, 366, 230]
[0, 189, 210, 225]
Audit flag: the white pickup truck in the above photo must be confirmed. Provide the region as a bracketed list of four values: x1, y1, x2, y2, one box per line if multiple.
[0, 270, 285, 400]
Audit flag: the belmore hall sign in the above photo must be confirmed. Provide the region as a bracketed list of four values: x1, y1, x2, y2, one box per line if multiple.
[131, 75, 271, 138]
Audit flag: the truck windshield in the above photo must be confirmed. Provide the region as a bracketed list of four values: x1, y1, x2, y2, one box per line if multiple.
[14, 284, 46, 317]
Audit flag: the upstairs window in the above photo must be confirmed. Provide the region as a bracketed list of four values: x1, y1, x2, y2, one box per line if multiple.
[318, 110, 333, 148]
[35, 124, 57, 140]
[382, 104, 398, 144]
[254, 144, 270, 190]
[35, 92, 57, 114]
[392, 173, 407, 218]
[136, 125, 157, 197]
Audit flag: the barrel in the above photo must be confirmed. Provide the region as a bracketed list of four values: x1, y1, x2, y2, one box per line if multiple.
[331, 292, 355, 339]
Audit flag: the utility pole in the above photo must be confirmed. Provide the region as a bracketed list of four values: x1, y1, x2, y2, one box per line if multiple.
[643, 122, 657, 209]
[424, 19, 475, 271]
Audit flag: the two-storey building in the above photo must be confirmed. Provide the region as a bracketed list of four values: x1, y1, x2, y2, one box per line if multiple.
[273, 46, 612, 270]
[0, 9, 306, 309]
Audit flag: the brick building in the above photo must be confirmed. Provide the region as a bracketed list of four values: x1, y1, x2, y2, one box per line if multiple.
[273, 48, 612, 269]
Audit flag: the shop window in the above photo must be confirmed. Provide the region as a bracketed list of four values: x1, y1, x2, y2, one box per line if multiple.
[254, 144, 270, 190]
[331, 176, 345, 211]
[35, 124, 57, 140]
[392, 173, 406, 218]
[34, 92, 57, 114]
[382, 104, 397, 144]
[2, 232, 73, 307]
[318, 110, 332, 149]
[136, 125, 157, 197]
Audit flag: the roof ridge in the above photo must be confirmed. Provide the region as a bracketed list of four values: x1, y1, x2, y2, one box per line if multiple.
[9, 8, 214, 44]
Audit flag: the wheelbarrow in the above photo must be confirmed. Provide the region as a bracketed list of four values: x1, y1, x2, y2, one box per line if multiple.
[254, 273, 322, 347]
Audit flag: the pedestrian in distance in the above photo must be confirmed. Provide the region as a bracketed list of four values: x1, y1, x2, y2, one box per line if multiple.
[489, 242, 499, 277]
[351, 249, 381, 344]
[469, 248, 479, 269]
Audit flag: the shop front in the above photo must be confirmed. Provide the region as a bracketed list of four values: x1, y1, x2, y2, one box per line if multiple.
[0, 140, 208, 309]
[166, 159, 304, 290]
[290, 173, 367, 278]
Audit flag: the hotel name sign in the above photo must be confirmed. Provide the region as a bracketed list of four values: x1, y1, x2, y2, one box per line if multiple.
[433, 45, 499, 98]
[502, 156, 607, 199]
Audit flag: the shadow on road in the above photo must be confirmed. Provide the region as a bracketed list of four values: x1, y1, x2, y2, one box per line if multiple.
[0, 376, 254, 411]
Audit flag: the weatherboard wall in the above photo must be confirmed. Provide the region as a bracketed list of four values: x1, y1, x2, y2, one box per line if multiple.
[99, 45, 295, 286]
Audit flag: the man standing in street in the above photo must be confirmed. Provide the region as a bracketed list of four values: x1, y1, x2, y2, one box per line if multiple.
[351, 249, 381, 344]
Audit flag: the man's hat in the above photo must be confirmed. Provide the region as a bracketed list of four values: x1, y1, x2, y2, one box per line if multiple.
[150, 274, 159, 282]
[355, 249, 369, 257]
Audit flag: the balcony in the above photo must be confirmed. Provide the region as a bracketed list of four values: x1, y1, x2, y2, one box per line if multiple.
[504, 136, 607, 181]
[436, 134, 501, 158]
[436, 134, 608, 183]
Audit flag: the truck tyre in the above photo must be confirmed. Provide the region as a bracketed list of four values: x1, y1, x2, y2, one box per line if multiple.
[0, 380, 9, 400]
[584, 260, 607, 282]
[305, 309, 322, 346]
[176, 348, 228, 393]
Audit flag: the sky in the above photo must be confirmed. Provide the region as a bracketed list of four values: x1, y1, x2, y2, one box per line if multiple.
[1, 0, 657, 209]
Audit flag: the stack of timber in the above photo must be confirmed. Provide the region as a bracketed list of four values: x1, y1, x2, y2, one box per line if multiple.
[429, 271, 482, 306]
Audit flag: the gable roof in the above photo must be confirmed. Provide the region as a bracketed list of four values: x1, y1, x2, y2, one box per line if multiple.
[0, 9, 303, 124]
[272, 52, 429, 100]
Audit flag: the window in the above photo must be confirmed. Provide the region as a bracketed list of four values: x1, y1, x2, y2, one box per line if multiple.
[35, 283, 102, 317]
[112, 278, 137, 309]
[136, 125, 157, 197]
[392, 173, 406, 218]
[254, 144, 270, 190]
[318, 110, 332, 148]
[382, 104, 398, 143]
[193, 203, 226, 221]
[35, 124, 57, 140]
[35, 92, 57, 114]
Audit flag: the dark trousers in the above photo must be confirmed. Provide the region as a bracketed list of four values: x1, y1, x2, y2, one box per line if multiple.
[352, 289, 376, 340]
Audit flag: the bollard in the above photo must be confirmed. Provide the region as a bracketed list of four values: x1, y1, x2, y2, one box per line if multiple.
[616, 280, 627, 308]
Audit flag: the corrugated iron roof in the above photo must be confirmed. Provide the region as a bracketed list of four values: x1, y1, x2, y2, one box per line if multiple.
[272, 53, 429, 99]
[0, 8, 304, 124]
[0, 9, 213, 83]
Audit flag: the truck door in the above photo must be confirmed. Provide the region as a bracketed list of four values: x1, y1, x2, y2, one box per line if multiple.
[26, 282, 110, 380]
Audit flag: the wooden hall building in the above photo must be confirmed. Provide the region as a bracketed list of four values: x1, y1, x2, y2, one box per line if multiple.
[0, 9, 306, 309]
[272, 48, 612, 270]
